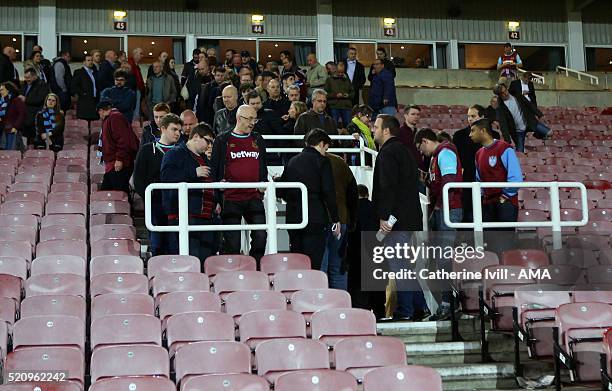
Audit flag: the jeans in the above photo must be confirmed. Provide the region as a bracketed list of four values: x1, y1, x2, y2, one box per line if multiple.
[330, 109, 352, 128]
[149, 200, 169, 256]
[515, 131, 526, 153]
[3, 132, 16, 150]
[385, 231, 427, 318]
[289, 224, 328, 271]
[375, 106, 397, 117]
[222, 198, 267, 264]
[320, 223, 348, 290]
[167, 216, 214, 262]
[430, 208, 463, 231]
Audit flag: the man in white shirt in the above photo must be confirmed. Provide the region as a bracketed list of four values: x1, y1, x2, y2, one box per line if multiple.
[494, 83, 543, 153]
[341, 47, 365, 106]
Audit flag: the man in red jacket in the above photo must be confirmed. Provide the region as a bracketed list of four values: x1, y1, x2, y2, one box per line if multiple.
[128, 48, 145, 122]
[97, 100, 139, 193]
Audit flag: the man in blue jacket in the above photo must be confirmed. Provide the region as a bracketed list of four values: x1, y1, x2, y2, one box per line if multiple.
[160, 123, 219, 260]
[368, 59, 397, 117]
[100, 69, 136, 123]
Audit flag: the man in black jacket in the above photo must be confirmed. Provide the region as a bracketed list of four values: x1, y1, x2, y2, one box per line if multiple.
[21, 68, 50, 145]
[210, 104, 268, 264]
[50, 50, 72, 111]
[368, 47, 396, 82]
[196, 67, 225, 125]
[181, 49, 201, 87]
[294, 89, 338, 136]
[509, 72, 537, 108]
[71, 54, 99, 123]
[140, 103, 170, 146]
[0, 46, 19, 86]
[372, 114, 426, 321]
[276, 129, 341, 270]
[161, 123, 218, 260]
[245, 90, 283, 166]
[134, 113, 182, 256]
[97, 50, 118, 93]
[494, 83, 544, 152]
[342, 47, 366, 106]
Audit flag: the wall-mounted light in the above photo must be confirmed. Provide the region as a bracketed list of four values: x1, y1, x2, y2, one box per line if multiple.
[508, 21, 520, 31]
[400, 46, 405, 50]
[12, 38, 17, 42]
[148, 52, 153, 56]
[274, 44, 278, 47]
[15, 49, 19, 53]
[113, 10, 127, 19]
[83, 51, 88, 54]
[151, 41, 155, 45]
[83, 39, 88, 43]
[252, 14, 264, 23]
[383, 17, 396, 26]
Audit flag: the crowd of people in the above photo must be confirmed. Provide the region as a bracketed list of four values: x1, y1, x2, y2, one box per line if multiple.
[0, 42, 546, 321]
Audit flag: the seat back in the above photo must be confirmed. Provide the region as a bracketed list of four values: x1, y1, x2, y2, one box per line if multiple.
[13, 315, 85, 351]
[272, 270, 328, 298]
[239, 310, 306, 347]
[90, 377, 176, 391]
[334, 336, 407, 382]
[175, 341, 251, 385]
[204, 254, 256, 277]
[4, 346, 85, 385]
[363, 365, 443, 391]
[152, 272, 210, 298]
[260, 253, 311, 274]
[91, 293, 155, 322]
[31, 256, 86, 278]
[225, 290, 287, 321]
[20, 295, 86, 323]
[90, 255, 144, 279]
[181, 373, 269, 391]
[311, 308, 377, 347]
[91, 314, 161, 351]
[213, 271, 270, 297]
[158, 291, 221, 321]
[290, 289, 352, 321]
[90, 273, 149, 297]
[25, 274, 86, 298]
[166, 311, 235, 356]
[148, 255, 200, 280]
[256, 339, 330, 380]
[275, 370, 358, 391]
[90, 345, 169, 383]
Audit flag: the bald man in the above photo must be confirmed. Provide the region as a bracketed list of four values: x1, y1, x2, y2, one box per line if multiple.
[212, 85, 239, 135]
[211, 104, 268, 264]
[0, 46, 19, 86]
[180, 109, 198, 142]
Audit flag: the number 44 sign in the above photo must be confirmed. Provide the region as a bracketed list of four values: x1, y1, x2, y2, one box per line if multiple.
[252, 24, 264, 34]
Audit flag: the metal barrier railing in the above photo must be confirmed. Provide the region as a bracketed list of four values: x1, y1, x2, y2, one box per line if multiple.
[145, 181, 308, 255]
[556, 65, 599, 86]
[518, 68, 546, 85]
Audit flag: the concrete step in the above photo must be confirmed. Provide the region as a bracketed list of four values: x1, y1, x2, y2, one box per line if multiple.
[435, 362, 516, 391]
[377, 316, 481, 343]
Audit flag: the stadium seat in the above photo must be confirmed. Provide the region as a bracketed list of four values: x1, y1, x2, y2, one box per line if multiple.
[362, 365, 443, 391]
[225, 290, 287, 323]
[204, 254, 257, 277]
[0, 320, 6, 359]
[90, 377, 176, 391]
[166, 311, 235, 357]
[158, 291, 222, 324]
[4, 346, 85, 386]
[36, 240, 87, 260]
[25, 273, 86, 298]
[290, 289, 352, 323]
[51, 182, 87, 194]
[275, 369, 358, 391]
[90, 239, 140, 258]
[90, 224, 137, 241]
[40, 214, 86, 229]
[11, 182, 48, 195]
[91, 314, 161, 351]
[175, 341, 251, 386]
[334, 336, 408, 382]
[151, 271, 210, 299]
[89, 213, 133, 227]
[90, 344, 169, 383]
[589, 208, 612, 222]
[20, 295, 86, 323]
[5, 190, 45, 206]
[148, 255, 201, 280]
[0, 255, 28, 280]
[0, 214, 39, 230]
[272, 270, 329, 298]
[213, 271, 271, 298]
[45, 200, 87, 215]
[31, 255, 86, 277]
[501, 249, 549, 269]
[91, 200, 131, 215]
[181, 373, 270, 391]
[260, 253, 311, 274]
[12, 315, 85, 351]
[0, 274, 22, 302]
[0, 296, 16, 325]
[90, 255, 144, 279]
[53, 172, 87, 184]
[90, 190, 129, 202]
[311, 308, 377, 347]
[91, 293, 155, 322]
[239, 310, 307, 349]
[0, 200, 43, 216]
[39, 225, 87, 242]
[256, 339, 330, 383]
[90, 273, 149, 297]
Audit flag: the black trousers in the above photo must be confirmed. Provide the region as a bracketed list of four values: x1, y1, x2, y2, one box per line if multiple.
[222, 198, 267, 263]
[168, 217, 214, 262]
[101, 167, 133, 194]
[288, 223, 327, 271]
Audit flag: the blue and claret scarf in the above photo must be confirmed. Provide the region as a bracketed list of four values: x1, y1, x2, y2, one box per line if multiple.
[41, 108, 56, 134]
[0, 93, 12, 118]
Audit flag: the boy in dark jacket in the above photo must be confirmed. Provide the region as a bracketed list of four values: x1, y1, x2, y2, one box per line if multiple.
[140, 102, 170, 146]
[160, 123, 218, 260]
[134, 113, 182, 256]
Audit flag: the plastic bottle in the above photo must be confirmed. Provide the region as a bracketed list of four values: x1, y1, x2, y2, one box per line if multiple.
[376, 215, 397, 242]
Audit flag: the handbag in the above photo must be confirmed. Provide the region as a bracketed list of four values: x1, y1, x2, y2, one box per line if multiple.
[533, 121, 551, 139]
[181, 84, 189, 100]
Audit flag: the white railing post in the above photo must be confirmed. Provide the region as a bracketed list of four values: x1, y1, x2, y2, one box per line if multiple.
[265, 182, 278, 254]
[471, 184, 484, 232]
[358, 138, 366, 168]
[548, 182, 563, 250]
[177, 182, 190, 256]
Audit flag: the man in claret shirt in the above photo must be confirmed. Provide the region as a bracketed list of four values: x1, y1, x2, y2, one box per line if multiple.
[160, 123, 218, 260]
[470, 118, 523, 228]
[211, 105, 268, 263]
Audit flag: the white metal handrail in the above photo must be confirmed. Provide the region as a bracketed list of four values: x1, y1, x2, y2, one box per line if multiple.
[263, 134, 367, 167]
[556, 66, 599, 86]
[442, 181, 588, 231]
[145, 181, 308, 255]
[518, 69, 546, 85]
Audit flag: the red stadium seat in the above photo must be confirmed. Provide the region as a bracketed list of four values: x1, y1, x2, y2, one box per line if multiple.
[4, 347, 84, 386]
[175, 341, 251, 386]
[31, 255, 86, 278]
[25, 274, 86, 298]
[90, 239, 140, 258]
[589, 208, 612, 222]
[572, 285, 612, 304]
[276, 370, 358, 391]
[91, 314, 161, 351]
[310, 308, 377, 348]
[0, 214, 39, 229]
[204, 254, 257, 277]
[225, 291, 287, 323]
[0, 296, 17, 325]
[256, 339, 330, 383]
[334, 336, 408, 382]
[0, 320, 6, 359]
[12, 315, 85, 351]
[90, 377, 176, 391]
[213, 271, 270, 298]
[181, 373, 270, 391]
[151, 271, 210, 299]
[260, 253, 311, 274]
[89, 213, 133, 227]
[90, 224, 137, 241]
[90, 345, 169, 383]
[148, 255, 200, 280]
[25, 150, 54, 159]
[90, 190, 129, 202]
[0, 256, 27, 280]
[20, 295, 86, 323]
[290, 289, 352, 323]
[50, 182, 87, 194]
[90, 255, 144, 279]
[36, 240, 87, 260]
[518, 209, 548, 224]
[501, 249, 549, 269]
[0, 200, 43, 217]
[0, 240, 31, 263]
[45, 200, 87, 215]
[91, 293, 155, 322]
[11, 182, 47, 195]
[52, 172, 87, 184]
[166, 311, 235, 357]
[158, 291, 221, 324]
[41, 214, 86, 229]
[363, 365, 443, 391]
[5, 190, 45, 206]
[272, 270, 328, 298]
[522, 199, 550, 212]
[39, 225, 87, 242]
[0, 274, 22, 302]
[239, 310, 306, 349]
[90, 200, 131, 215]
[90, 273, 149, 297]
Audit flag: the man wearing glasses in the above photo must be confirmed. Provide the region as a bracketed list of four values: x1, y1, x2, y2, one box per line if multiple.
[100, 69, 136, 122]
[294, 89, 338, 137]
[211, 105, 269, 265]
